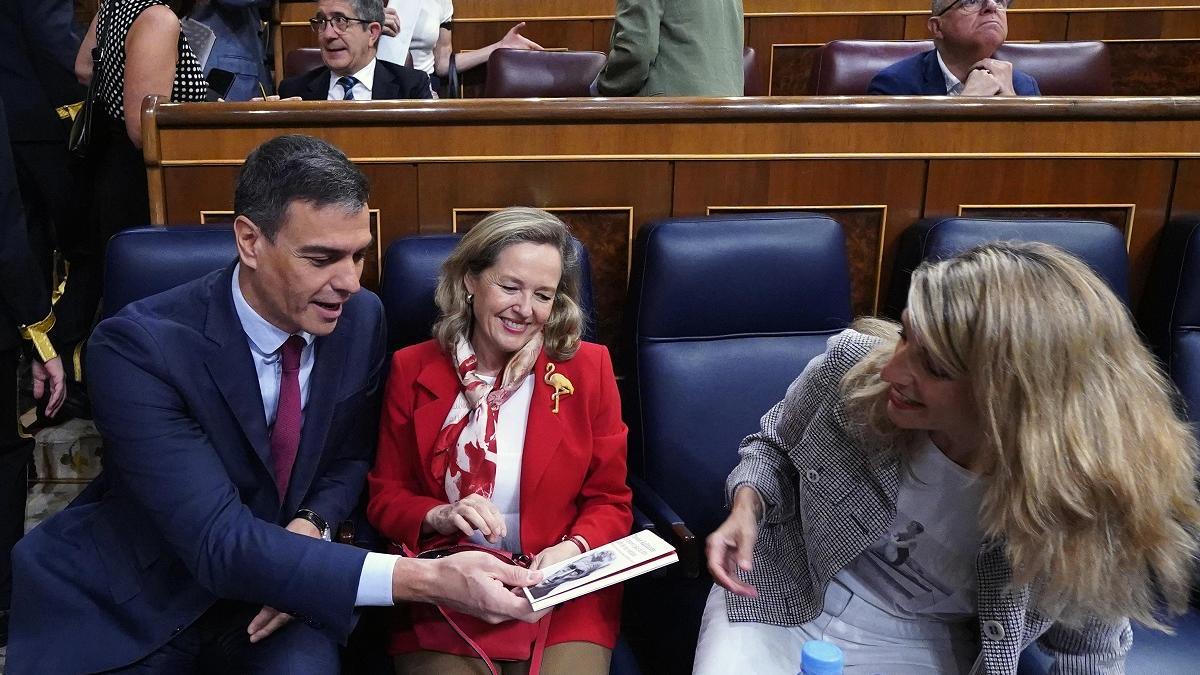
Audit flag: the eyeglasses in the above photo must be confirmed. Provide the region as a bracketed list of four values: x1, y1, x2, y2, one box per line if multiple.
[309, 15, 372, 33]
[935, 0, 1013, 17]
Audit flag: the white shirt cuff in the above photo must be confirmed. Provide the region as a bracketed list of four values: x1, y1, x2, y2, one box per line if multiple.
[355, 552, 399, 606]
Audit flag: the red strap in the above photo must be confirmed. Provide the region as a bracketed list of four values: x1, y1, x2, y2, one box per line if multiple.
[433, 605, 553, 674]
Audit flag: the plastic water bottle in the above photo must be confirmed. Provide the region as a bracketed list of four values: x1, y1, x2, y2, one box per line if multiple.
[800, 640, 844, 675]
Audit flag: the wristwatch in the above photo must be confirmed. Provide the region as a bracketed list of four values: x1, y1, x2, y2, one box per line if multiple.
[295, 508, 331, 541]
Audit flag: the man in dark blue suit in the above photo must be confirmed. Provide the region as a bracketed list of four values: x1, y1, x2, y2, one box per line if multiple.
[869, 0, 1040, 96]
[8, 135, 541, 673]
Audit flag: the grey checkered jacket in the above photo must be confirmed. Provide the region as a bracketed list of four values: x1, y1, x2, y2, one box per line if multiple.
[725, 329, 1131, 674]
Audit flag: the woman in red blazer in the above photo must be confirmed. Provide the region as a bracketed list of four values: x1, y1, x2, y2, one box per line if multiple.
[368, 207, 632, 674]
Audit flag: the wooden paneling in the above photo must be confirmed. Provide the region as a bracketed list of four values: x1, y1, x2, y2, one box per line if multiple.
[417, 162, 673, 346]
[1170, 160, 1200, 218]
[1107, 41, 1200, 96]
[452, 20, 597, 53]
[146, 97, 1200, 329]
[925, 159, 1175, 298]
[749, 15, 904, 96]
[1067, 10, 1200, 40]
[672, 160, 926, 315]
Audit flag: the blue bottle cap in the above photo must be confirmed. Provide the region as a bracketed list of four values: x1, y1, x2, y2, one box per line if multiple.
[801, 640, 844, 675]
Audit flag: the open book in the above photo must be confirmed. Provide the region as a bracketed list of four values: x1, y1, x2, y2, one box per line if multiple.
[523, 530, 678, 611]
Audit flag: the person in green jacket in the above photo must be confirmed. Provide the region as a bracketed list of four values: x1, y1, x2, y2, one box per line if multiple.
[596, 0, 743, 97]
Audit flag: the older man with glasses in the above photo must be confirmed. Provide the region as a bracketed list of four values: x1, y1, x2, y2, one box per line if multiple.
[869, 0, 1041, 96]
[278, 0, 432, 101]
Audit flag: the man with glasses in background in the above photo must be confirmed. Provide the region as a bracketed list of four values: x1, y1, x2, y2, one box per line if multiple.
[869, 0, 1041, 96]
[279, 0, 431, 101]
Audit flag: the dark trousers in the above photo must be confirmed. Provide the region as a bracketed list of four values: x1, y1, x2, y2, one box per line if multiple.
[0, 347, 30, 610]
[102, 600, 340, 674]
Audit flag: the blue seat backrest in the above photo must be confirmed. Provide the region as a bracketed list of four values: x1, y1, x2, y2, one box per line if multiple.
[885, 218, 1130, 316]
[379, 234, 597, 352]
[1140, 217, 1200, 428]
[625, 213, 853, 540]
[102, 226, 238, 320]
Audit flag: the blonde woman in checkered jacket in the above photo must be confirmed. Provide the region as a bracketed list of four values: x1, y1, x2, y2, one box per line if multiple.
[694, 242, 1200, 674]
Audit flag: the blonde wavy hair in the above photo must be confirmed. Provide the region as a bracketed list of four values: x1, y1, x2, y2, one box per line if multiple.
[433, 207, 584, 361]
[843, 241, 1200, 629]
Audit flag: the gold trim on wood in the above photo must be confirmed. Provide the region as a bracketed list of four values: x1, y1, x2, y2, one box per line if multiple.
[451, 206, 636, 278]
[956, 203, 1136, 250]
[705, 204, 889, 314]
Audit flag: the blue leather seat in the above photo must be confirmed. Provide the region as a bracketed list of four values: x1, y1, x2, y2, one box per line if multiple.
[621, 213, 854, 674]
[101, 226, 237, 319]
[379, 234, 598, 351]
[885, 217, 1130, 316]
[1140, 217, 1200, 428]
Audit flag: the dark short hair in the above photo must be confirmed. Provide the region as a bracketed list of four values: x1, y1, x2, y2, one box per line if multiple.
[233, 135, 369, 241]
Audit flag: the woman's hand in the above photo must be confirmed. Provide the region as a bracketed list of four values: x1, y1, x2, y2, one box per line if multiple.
[423, 494, 507, 543]
[705, 486, 762, 597]
[498, 22, 544, 51]
[531, 540, 580, 570]
[382, 7, 400, 38]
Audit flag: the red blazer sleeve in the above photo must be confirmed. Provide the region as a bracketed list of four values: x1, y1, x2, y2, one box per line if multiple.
[569, 345, 633, 549]
[366, 348, 445, 549]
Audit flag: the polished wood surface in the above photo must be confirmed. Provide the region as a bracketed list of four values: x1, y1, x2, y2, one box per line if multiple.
[144, 96, 1200, 344]
[275, 1, 1200, 96]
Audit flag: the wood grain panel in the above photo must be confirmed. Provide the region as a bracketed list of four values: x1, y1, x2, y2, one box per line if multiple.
[925, 159, 1175, 301]
[903, 12, 1069, 41]
[747, 15, 904, 95]
[417, 162, 673, 347]
[452, 20, 596, 53]
[591, 19, 615, 53]
[1170, 160, 1200, 218]
[1068, 10, 1200, 40]
[673, 160, 927, 316]
[1107, 41, 1200, 96]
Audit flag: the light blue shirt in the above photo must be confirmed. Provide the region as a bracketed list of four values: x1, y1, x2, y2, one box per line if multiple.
[232, 264, 397, 606]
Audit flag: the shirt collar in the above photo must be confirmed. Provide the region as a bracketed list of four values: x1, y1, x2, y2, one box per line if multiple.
[935, 50, 963, 95]
[231, 263, 315, 356]
[347, 57, 377, 92]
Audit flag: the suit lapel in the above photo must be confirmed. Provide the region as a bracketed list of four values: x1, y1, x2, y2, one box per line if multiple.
[204, 265, 273, 475]
[372, 60, 397, 100]
[921, 49, 944, 95]
[520, 351, 563, 500]
[282, 333, 348, 513]
[308, 69, 332, 100]
[413, 356, 460, 488]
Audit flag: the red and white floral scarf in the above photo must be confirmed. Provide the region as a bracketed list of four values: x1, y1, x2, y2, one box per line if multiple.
[432, 332, 543, 502]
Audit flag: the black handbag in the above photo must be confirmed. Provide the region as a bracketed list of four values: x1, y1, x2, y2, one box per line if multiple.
[68, 47, 101, 158]
[69, 3, 108, 158]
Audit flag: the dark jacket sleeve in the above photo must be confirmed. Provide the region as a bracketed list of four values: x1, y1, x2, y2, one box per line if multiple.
[409, 70, 433, 100]
[0, 102, 51, 333]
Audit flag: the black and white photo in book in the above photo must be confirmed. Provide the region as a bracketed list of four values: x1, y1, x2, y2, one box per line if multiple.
[523, 530, 679, 611]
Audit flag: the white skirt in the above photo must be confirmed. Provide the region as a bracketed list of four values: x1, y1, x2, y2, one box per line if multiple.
[693, 580, 980, 674]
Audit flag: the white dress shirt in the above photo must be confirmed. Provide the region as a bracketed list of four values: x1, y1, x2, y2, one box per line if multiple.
[231, 265, 397, 606]
[935, 50, 964, 96]
[326, 58, 377, 100]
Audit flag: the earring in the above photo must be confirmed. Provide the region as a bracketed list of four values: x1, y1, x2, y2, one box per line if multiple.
[466, 293, 474, 304]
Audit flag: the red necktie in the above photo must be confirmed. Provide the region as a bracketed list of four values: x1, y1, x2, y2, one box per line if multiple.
[270, 335, 305, 496]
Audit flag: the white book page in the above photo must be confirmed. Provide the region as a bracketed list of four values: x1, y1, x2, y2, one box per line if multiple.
[524, 530, 678, 611]
[377, 0, 422, 66]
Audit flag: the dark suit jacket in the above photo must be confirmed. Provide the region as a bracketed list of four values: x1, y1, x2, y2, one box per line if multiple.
[0, 101, 50, 352]
[278, 58, 433, 100]
[367, 339, 632, 652]
[8, 264, 386, 674]
[0, 0, 83, 142]
[868, 48, 1041, 96]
